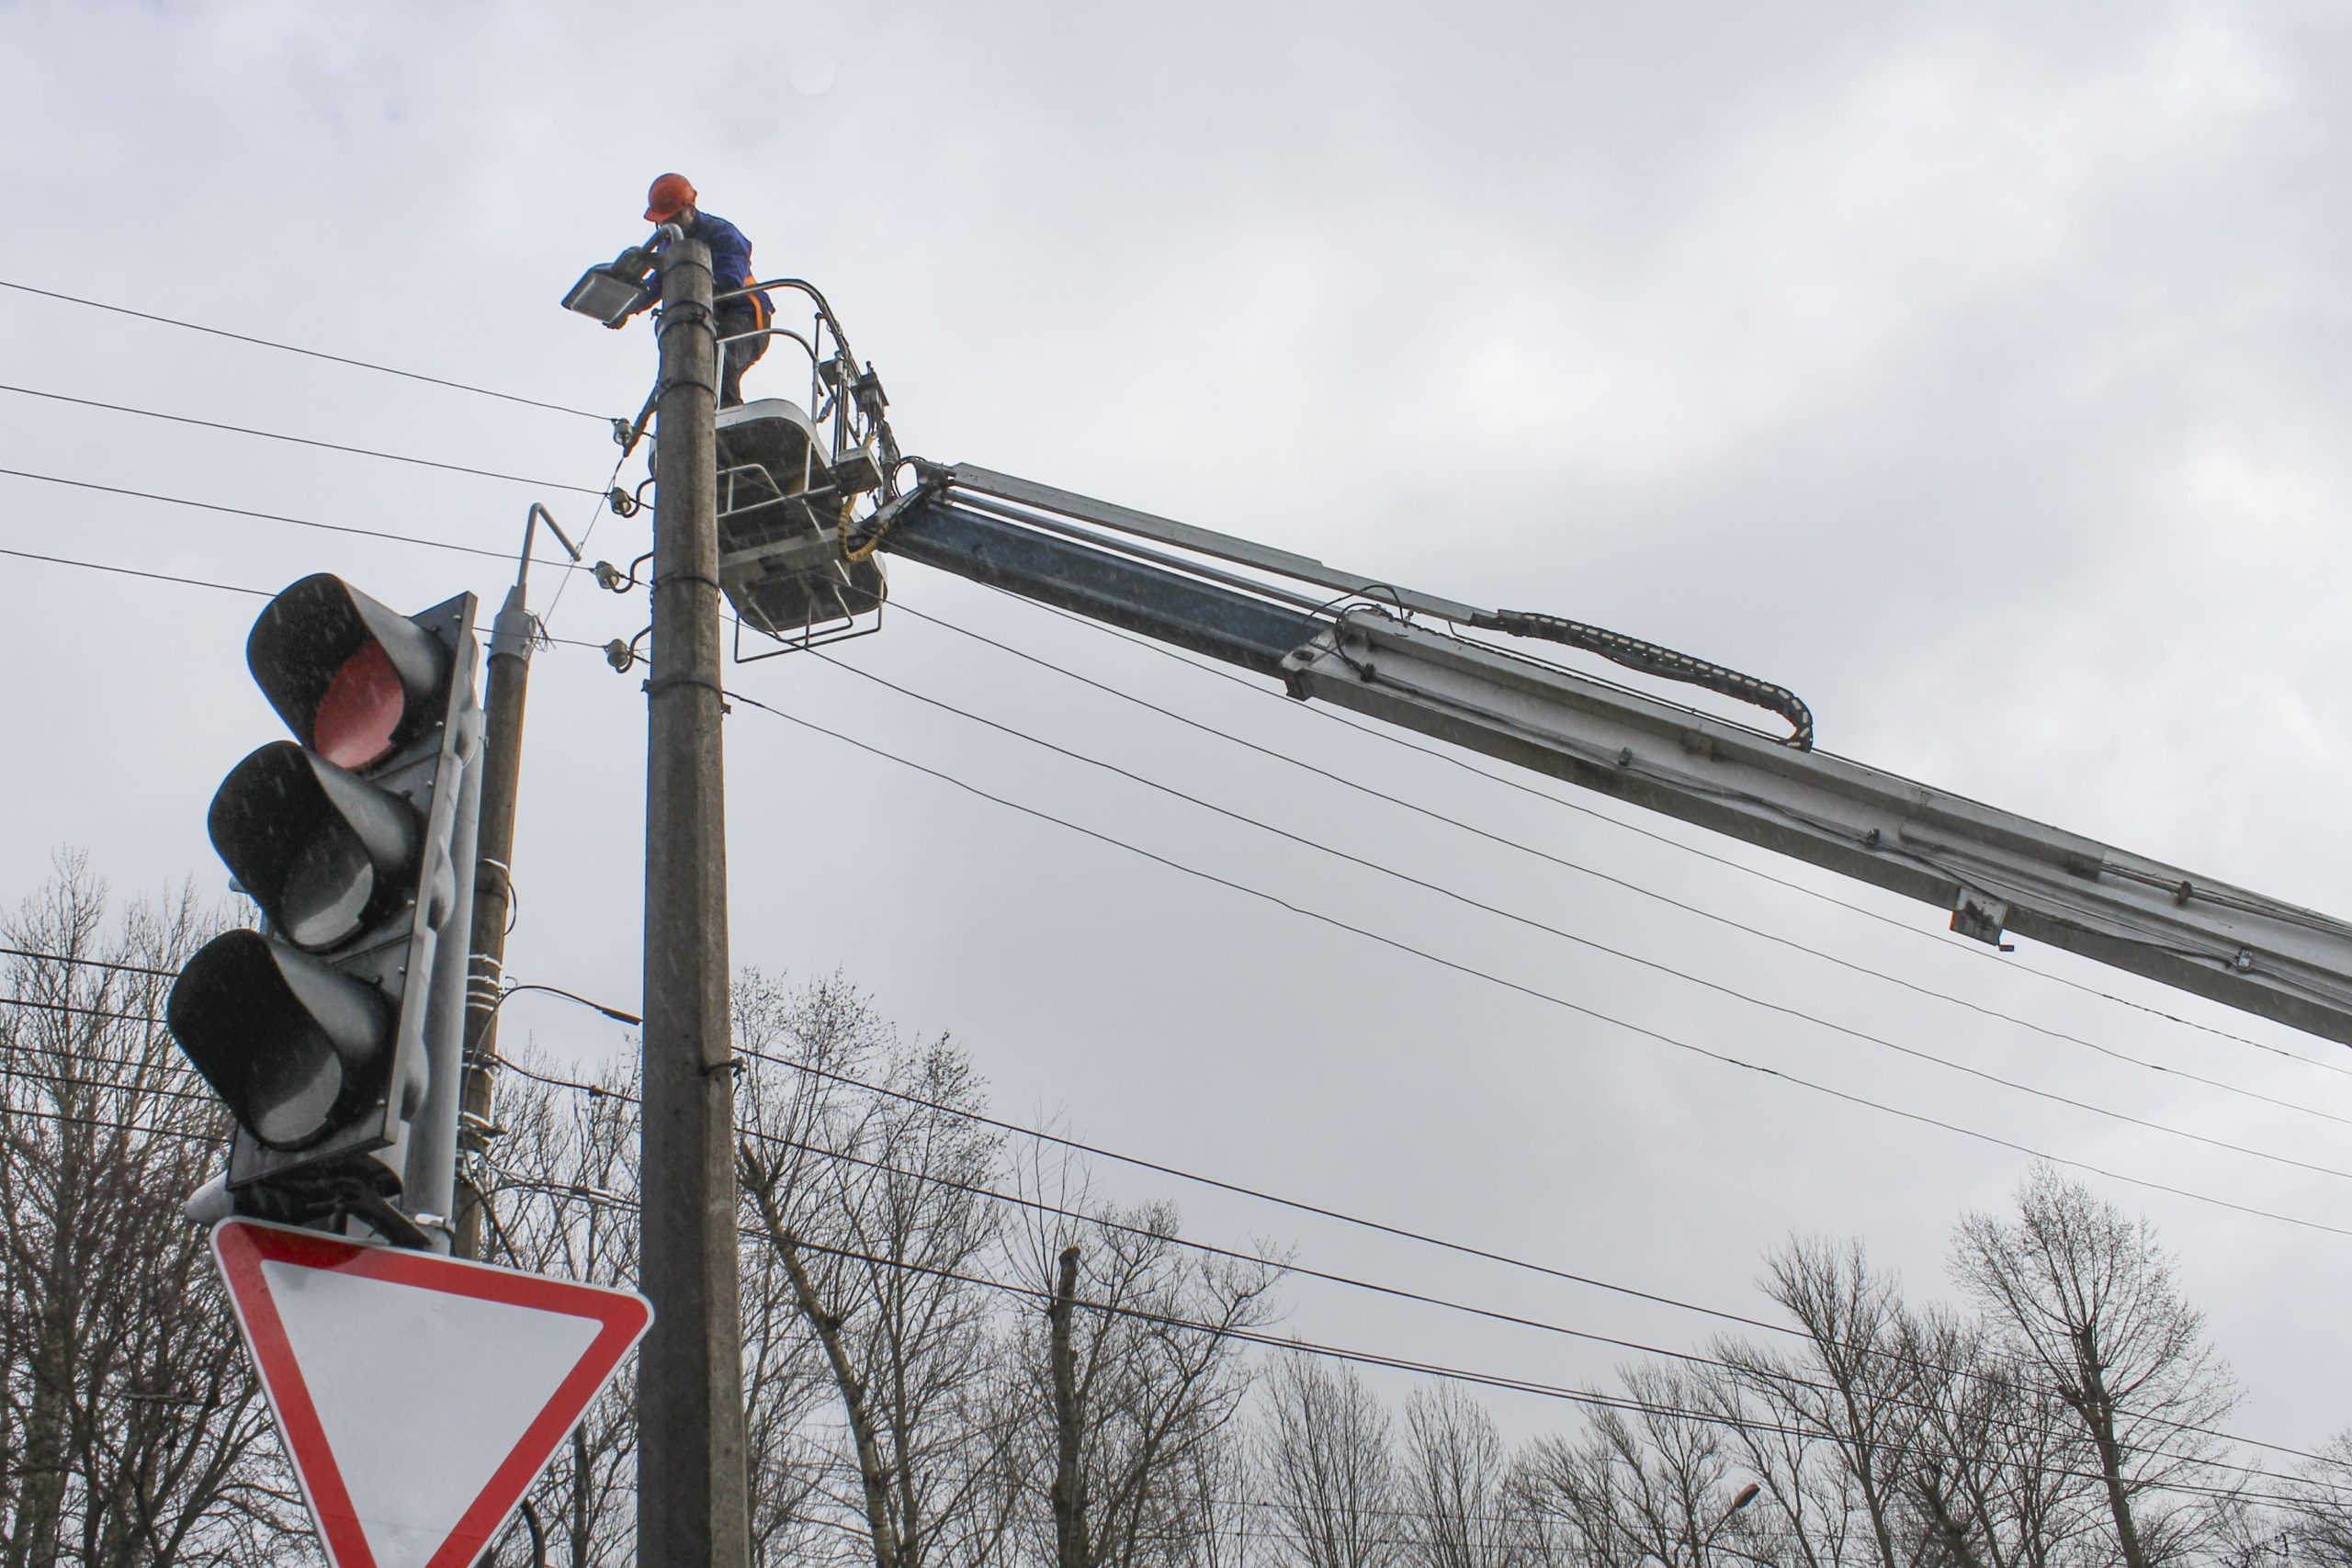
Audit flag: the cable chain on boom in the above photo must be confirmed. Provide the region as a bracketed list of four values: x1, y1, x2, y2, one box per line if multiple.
[1468, 609, 1815, 750]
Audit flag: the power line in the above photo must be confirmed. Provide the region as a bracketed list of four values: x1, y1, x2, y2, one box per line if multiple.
[0, 543, 617, 654]
[0, 1101, 224, 1147]
[0, 994, 178, 1030]
[0, 1061, 220, 1108]
[503, 1053, 1789, 1386]
[723, 1094, 2347, 1494]
[979, 584, 2352, 1082]
[479, 1166, 2324, 1511]
[0, 546, 269, 598]
[3, 994, 2322, 1482]
[0, 468, 595, 571]
[5, 1036, 2327, 1493]
[0, 963, 2323, 1481]
[704, 1044, 2351, 1477]
[537, 426, 648, 632]
[0, 278, 616, 423]
[0, 383, 606, 494]
[484, 1001, 2346, 1484]
[804, 645, 2352, 1184]
[0, 944, 179, 979]
[890, 600, 2352, 1132]
[724, 687, 2352, 1240]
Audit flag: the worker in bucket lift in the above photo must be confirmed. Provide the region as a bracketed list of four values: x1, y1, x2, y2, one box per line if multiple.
[614, 173, 775, 408]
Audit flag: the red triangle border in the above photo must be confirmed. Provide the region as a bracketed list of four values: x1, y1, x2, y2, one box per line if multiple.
[213, 1217, 650, 1568]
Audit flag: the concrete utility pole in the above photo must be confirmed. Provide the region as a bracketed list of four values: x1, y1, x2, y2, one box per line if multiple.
[638, 234, 752, 1564]
[454, 504, 576, 1265]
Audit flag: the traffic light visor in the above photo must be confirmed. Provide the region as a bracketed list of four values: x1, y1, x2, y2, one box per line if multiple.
[247, 575, 450, 769]
[167, 931, 396, 1151]
[208, 742, 423, 952]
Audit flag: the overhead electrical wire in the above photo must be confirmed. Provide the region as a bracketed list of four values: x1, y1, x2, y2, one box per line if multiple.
[0, 383, 607, 494]
[23, 430, 2331, 1111]
[981, 585, 2352, 1082]
[723, 686, 2352, 1240]
[0, 545, 269, 598]
[0, 1102, 223, 1147]
[0, 945, 179, 979]
[800, 645, 2352, 1181]
[888, 601, 2352, 1132]
[0, 994, 180, 1030]
[24, 1118, 2311, 1510]
[0, 543, 617, 653]
[492, 1053, 2340, 1496]
[10, 468, 2330, 1138]
[687, 1043, 2350, 1475]
[0, 998, 2296, 1469]
[1, 993, 2331, 1480]
[3, 533, 2343, 1448]
[0, 1061, 218, 1108]
[0, 274, 2323, 1092]
[0, 468, 595, 572]
[0, 278, 616, 423]
[466, 1161, 2329, 1511]
[8, 285, 2332, 1485]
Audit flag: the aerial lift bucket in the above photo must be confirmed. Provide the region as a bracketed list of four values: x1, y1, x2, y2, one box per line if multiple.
[714, 398, 887, 652]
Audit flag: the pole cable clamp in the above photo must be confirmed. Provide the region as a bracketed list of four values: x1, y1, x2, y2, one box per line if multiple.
[641, 673, 731, 712]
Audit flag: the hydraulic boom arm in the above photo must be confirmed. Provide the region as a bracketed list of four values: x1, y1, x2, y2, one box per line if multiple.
[871, 463, 2352, 1046]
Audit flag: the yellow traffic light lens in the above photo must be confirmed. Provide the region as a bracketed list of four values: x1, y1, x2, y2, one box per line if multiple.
[278, 830, 379, 950]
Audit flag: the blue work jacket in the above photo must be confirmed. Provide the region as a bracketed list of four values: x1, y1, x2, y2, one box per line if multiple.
[644, 210, 774, 320]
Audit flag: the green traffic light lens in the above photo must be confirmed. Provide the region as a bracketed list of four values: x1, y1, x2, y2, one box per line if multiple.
[165, 931, 394, 1153]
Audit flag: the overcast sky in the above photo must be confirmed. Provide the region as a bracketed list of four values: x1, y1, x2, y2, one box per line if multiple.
[7, 0, 2350, 1468]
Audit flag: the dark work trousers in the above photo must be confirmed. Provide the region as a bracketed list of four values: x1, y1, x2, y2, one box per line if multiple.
[715, 301, 770, 407]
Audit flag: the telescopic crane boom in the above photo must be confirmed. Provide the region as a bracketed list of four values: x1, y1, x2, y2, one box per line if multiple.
[859, 461, 2352, 1047]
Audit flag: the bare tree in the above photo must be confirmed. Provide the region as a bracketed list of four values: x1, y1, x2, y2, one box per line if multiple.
[0, 861, 305, 1566]
[1007, 1140, 1283, 1568]
[1397, 1383, 1522, 1568]
[1515, 1366, 1748, 1568]
[1166, 1420, 1261, 1568]
[1690, 1356, 1859, 1568]
[1258, 1353, 1399, 1568]
[2280, 1435, 2352, 1568]
[1889, 1305, 2097, 1568]
[1713, 1238, 1926, 1568]
[735, 973, 1016, 1568]
[1951, 1168, 2236, 1568]
[474, 1048, 649, 1568]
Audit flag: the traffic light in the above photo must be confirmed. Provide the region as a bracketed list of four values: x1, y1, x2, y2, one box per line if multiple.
[168, 574, 483, 1242]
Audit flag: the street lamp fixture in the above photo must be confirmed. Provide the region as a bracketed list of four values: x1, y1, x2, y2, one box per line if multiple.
[560, 244, 656, 326]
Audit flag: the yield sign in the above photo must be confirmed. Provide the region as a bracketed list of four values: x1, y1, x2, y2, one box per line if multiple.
[213, 1218, 651, 1568]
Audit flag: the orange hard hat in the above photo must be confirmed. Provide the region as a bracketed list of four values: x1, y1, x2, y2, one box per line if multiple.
[644, 173, 697, 223]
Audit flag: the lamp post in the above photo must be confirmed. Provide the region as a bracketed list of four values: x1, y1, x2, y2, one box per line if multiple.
[1681, 1481, 1763, 1568]
[570, 221, 750, 1568]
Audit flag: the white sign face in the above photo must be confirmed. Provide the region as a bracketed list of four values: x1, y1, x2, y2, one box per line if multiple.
[213, 1218, 651, 1568]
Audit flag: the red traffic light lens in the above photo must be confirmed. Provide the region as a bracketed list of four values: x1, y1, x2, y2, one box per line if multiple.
[246, 575, 450, 764]
[314, 641, 405, 769]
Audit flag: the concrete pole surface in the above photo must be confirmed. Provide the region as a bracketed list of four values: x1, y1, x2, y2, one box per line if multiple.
[638, 235, 752, 1566]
